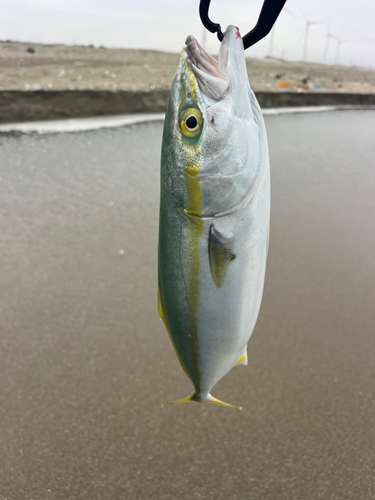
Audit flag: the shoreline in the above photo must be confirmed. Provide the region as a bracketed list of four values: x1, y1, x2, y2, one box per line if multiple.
[1, 106, 374, 135]
[2, 89, 375, 124]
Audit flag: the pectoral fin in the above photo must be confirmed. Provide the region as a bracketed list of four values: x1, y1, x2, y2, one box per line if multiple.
[208, 224, 236, 288]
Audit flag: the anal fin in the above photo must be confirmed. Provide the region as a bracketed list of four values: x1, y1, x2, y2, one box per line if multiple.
[236, 346, 248, 366]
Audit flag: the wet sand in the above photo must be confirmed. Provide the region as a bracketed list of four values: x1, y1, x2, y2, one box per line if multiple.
[0, 110, 374, 499]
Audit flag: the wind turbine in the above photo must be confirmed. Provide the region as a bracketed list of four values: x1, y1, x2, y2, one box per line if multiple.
[268, 25, 276, 57]
[268, 7, 298, 59]
[335, 39, 348, 65]
[301, 12, 325, 61]
[323, 27, 335, 64]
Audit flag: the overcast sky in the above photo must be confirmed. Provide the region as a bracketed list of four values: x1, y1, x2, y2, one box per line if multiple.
[2, 0, 375, 67]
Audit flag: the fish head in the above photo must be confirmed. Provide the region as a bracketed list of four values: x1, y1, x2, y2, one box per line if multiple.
[162, 25, 266, 217]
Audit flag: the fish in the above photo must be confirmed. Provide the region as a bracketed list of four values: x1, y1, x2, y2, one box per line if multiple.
[158, 25, 270, 409]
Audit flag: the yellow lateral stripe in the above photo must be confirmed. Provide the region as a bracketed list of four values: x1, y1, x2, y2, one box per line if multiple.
[184, 66, 203, 393]
[184, 167, 201, 217]
[187, 218, 203, 392]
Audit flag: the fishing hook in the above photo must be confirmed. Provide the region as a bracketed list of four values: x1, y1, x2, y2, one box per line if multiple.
[199, 0, 287, 50]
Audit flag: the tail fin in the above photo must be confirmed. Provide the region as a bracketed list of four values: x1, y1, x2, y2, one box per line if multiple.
[208, 395, 242, 411]
[161, 393, 242, 410]
[160, 394, 196, 408]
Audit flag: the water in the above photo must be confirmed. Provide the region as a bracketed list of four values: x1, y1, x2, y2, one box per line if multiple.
[0, 110, 374, 499]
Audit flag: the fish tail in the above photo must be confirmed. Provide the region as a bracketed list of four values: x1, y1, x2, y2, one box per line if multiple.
[160, 394, 197, 408]
[160, 393, 242, 410]
[208, 394, 243, 411]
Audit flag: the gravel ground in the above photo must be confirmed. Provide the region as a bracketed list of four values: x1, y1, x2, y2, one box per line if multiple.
[1, 40, 375, 94]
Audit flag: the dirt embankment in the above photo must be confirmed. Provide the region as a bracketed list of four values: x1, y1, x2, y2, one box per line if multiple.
[1, 41, 375, 123]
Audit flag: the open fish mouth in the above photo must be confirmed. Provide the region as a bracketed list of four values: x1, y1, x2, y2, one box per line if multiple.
[185, 35, 220, 78]
[185, 34, 230, 103]
[184, 25, 249, 112]
[181, 26, 258, 219]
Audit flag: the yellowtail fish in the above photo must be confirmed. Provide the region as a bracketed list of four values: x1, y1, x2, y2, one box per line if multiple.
[158, 26, 270, 409]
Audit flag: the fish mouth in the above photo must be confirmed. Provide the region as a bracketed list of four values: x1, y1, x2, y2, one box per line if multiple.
[185, 34, 230, 102]
[184, 25, 247, 108]
[185, 35, 220, 78]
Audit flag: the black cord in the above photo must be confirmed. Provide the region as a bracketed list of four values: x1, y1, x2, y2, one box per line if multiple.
[199, 0, 287, 49]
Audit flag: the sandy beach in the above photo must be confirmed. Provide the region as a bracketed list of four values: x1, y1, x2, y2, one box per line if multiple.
[1, 109, 374, 499]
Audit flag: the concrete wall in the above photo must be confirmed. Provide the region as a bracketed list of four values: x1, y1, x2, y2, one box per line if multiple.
[1, 90, 375, 123]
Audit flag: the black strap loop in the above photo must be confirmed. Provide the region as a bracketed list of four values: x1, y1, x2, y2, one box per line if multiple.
[199, 0, 287, 50]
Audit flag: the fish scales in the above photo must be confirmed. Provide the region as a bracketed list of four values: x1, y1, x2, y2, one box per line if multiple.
[158, 26, 270, 408]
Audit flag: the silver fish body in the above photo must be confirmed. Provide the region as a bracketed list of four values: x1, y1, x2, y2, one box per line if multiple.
[158, 26, 270, 407]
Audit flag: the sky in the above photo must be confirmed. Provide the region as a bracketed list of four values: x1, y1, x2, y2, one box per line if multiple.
[2, 0, 375, 67]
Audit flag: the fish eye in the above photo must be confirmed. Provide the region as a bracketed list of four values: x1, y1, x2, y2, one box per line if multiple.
[186, 116, 197, 129]
[180, 108, 202, 138]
